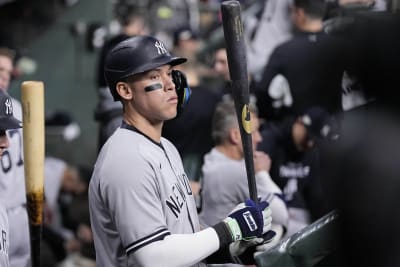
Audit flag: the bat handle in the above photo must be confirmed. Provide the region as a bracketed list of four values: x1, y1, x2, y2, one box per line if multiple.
[29, 224, 41, 267]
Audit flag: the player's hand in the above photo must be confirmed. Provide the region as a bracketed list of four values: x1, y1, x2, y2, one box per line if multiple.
[229, 230, 276, 265]
[254, 151, 271, 173]
[224, 199, 272, 242]
[255, 229, 280, 253]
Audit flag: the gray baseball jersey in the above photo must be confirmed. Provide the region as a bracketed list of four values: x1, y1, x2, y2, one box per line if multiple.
[0, 98, 30, 267]
[199, 148, 277, 227]
[0, 204, 10, 267]
[89, 122, 203, 267]
[0, 98, 25, 210]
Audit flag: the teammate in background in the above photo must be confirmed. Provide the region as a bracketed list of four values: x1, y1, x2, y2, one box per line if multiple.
[0, 47, 30, 267]
[212, 45, 257, 101]
[213, 46, 232, 98]
[0, 89, 23, 267]
[89, 35, 273, 267]
[94, 5, 148, 151]
[258, 106, 336, 236]
[199, 99, 288, 247]
[255, 0, 350, 122]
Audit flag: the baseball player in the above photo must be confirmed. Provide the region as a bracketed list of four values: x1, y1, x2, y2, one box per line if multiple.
[89, 35, 273, 267]
[0, 89, 23, 267]
[0, 47, 30, 267]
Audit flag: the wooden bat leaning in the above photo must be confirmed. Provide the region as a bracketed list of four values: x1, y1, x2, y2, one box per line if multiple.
[221, 0, 258, 202]
[21, 81, 45, 267]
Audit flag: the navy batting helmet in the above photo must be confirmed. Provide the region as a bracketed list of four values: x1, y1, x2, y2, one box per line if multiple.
[0, 90, 21, 130]
[104, 35, 187, 101]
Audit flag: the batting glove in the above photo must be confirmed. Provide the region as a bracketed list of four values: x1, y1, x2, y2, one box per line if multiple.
[255, 224, 285, 253]
[224, 199, 272, 242]
[230, 230, 277, 265]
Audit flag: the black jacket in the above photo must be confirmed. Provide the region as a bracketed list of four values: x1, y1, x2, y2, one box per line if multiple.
[258, 118, 328, 220]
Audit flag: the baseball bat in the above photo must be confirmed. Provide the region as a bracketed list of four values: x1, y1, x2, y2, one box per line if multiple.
[221, 0, 258, 202]
[21, 81, 45, 267]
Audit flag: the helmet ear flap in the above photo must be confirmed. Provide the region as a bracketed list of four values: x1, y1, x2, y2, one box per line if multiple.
[172, 70, 191, 115]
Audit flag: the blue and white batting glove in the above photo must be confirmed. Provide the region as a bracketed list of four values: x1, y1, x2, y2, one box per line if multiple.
[224, 199, 272, 242]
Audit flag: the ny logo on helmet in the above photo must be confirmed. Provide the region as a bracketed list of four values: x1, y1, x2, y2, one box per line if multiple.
[5, 98, 12, 115]
[154, 41, 168, 55]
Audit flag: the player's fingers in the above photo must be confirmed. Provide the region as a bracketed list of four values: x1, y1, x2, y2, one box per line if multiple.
[262, 206, 272, 218]
[263, 216, 272, 233]
[263, 220, 272, 231]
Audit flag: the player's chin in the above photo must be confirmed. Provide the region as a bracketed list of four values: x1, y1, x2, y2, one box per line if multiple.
[163, 107, 178, 120]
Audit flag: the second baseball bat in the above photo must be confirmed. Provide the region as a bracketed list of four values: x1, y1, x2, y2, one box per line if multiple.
[21, 81, 45, 267]
[221, 0, 258, 202]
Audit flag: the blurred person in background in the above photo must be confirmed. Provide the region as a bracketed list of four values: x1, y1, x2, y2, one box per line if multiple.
[147, 0, 200, 47]
[322, 109, 400, 267]
[94, 4, 149, 151]
[0, 89, 23, 267]
[255, 0, 351, 122]
[172, 26, 212, 78]
[57, 165, 95, 267]
[0, 46, 30, 267]
[199, 99, 289, 255]
[212, 45, 238, 99]
[258, 106, 337, 236]
[42, 159, 95, 267]
[173, 26, 201, 62]
[244, 0, 294, 82]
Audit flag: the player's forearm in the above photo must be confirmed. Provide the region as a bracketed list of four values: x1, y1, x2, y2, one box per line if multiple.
[130, 227, 220, 267]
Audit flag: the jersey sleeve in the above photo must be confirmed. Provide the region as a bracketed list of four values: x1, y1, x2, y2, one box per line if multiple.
[100, 150, 170, 255]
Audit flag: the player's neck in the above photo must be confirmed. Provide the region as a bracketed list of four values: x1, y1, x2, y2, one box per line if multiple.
[297, 19, 323, 33]
[124, 115, 163, 143]
[216, 145, 242, 161]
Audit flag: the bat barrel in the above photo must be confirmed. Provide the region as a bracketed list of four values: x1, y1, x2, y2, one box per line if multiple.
[21, 81, 45, 267]
[221, 1, 258, 202]
[221, 0, 248, 83]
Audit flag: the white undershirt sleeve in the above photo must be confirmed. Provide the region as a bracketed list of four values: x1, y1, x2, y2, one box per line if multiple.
[130, 227, 220, 267]
[256, 170, 282, 195]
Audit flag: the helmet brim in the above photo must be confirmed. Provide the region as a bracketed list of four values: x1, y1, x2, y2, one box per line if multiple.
[0, 116, 22, 131]
[121, 55, 187, 80]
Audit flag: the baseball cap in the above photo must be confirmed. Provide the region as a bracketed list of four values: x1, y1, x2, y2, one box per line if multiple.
[0, 89, 22, 130]
[173, 27, 198, 46]
[300, 106, 338, 140]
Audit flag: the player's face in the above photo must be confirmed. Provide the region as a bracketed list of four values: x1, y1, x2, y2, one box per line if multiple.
[0, 55, 13, 90]
[214, 48, 230, 81]
[251, 113, 262, 152]
[0, 130, 9, 158]
[291, 6, 305, 30]
[128, 65, 178, 122]
[292, 120, 313, 151]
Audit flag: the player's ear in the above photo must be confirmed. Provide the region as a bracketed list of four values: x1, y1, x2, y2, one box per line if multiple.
[230, 127, 241, 145]
[116, 82, 133, 101]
